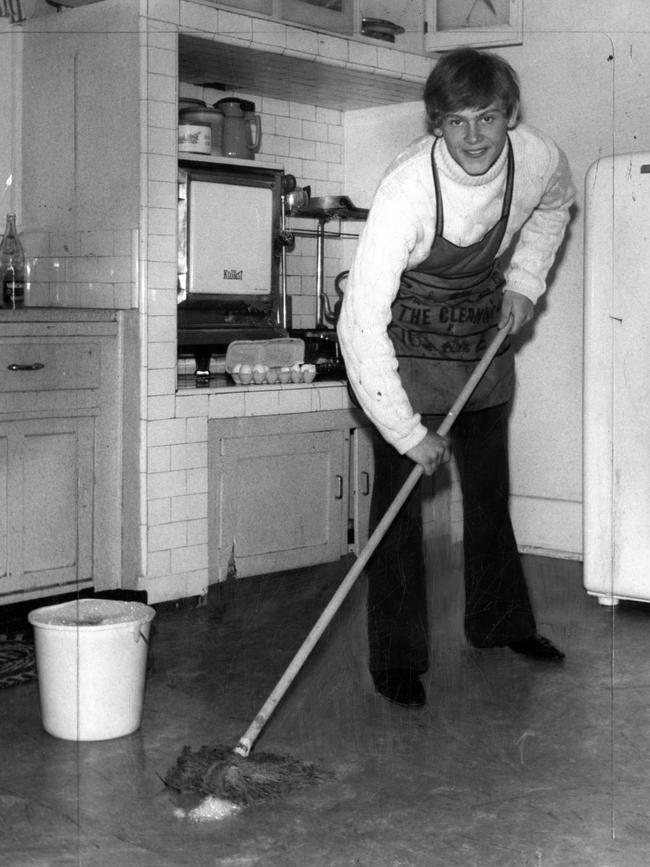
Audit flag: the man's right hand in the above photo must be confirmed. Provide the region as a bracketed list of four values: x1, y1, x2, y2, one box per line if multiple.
[405, 431, 450, 476]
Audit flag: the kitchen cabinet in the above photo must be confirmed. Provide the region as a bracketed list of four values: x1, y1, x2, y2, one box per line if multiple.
[424, 0, 523, 51]
[0, 316, 125, 604]
[196, 0, 522, 52]
[349, 422, 377, 553]
[208, 408, 374, 581]
[0, 415, 94, 601]
[206, 0, 354, 35]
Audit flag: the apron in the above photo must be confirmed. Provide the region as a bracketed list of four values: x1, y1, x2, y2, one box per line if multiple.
[388, 137, 515, 414]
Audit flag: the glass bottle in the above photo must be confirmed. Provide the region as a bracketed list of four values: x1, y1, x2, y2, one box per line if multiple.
[0, 214, 25, 309]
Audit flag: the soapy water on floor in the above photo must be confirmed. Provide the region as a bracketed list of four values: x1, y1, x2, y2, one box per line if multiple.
[174, 795, 241, 822]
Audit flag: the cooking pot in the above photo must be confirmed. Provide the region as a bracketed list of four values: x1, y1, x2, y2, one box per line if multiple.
[215, 98, 262, 160]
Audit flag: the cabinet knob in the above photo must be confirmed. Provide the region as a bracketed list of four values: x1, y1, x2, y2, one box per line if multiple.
[361, 471, 370, 496]
[335, 474, 344, 500]
[8, 363, 45, 371]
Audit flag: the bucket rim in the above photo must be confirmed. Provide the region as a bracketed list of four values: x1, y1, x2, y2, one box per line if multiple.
[28, 598, 156, 630]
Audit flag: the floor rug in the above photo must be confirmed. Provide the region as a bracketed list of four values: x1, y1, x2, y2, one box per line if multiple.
[0, 637, 36, 689]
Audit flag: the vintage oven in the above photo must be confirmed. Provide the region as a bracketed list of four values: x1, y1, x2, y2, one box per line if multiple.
[177, 158, 288, 378]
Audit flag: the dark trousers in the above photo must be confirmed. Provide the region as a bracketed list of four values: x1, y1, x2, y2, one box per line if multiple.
[367, 403, 536, 676]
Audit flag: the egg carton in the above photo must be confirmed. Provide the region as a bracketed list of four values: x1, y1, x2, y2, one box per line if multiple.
[225, 338, 305, 372]
[230, 361, 317, 385]
[225, 338, 316, 385]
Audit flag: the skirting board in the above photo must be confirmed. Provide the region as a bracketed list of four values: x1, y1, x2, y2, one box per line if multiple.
[510, 495, 582, 561]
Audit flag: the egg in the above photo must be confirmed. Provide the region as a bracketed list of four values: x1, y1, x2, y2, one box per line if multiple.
[266, 367, 279, 384]
[238, 363, 253, 384]
[278, 366, 291, 383]
[252, 363, 267, 384]
[301, 363, 316, 383]
[231, 363, 242, 384]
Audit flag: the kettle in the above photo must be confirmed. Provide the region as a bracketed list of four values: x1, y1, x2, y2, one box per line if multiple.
[321, 270, 348, 328]
[215, 98, 262, 159]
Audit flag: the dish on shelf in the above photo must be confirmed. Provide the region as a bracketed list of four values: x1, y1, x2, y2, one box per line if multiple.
[360, 17, 406, 42]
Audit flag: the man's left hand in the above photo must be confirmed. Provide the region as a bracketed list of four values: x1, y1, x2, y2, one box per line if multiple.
[498, 290, 534, 334]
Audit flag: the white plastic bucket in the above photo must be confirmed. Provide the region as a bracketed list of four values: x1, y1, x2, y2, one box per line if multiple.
[28, 598, 156, 741]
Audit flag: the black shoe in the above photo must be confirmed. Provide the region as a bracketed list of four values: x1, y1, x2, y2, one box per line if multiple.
[372, 669, 426, 707]
[507, 633, 565, 662]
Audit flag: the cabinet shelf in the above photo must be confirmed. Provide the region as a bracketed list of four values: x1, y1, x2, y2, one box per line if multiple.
[178, 32, 427, 112]
[178, 153, 282, 171]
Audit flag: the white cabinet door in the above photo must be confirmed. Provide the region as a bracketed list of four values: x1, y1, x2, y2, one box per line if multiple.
[0, 415, 94, 601]
[211, 426, 349, 579]
[349, 424, 377, 553]
[424, 0, 522, 51]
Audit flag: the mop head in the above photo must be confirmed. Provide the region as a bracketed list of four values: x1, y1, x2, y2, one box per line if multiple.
[163, 745, 331, 805]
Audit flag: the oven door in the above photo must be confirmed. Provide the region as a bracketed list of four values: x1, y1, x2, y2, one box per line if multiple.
[181, 170, 274, 297]
[177, 160, 286, 349]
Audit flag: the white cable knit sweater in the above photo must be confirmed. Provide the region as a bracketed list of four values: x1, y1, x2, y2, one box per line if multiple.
[337, 122, 575, 454]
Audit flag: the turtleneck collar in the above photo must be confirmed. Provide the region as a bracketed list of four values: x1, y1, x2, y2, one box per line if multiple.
[435, 136, 509, 187]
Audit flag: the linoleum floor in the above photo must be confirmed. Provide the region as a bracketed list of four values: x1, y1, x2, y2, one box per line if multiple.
[2, 550, 650, 866]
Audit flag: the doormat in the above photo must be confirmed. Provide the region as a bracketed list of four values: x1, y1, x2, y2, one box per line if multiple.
[0, 638, 36, 689]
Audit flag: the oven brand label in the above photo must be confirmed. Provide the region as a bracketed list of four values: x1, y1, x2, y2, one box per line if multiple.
[224, 269, 243, 280]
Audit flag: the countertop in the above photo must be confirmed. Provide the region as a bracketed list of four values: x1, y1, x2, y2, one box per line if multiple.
[176, 370, 347, 391]
[175, 373, 354, 420]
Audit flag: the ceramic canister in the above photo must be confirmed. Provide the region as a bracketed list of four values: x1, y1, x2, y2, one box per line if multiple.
[179, 107, 224, 155]
[178, 123, 212, 154]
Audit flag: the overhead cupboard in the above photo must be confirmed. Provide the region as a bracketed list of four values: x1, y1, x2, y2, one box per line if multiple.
[201, 0, 523, 52]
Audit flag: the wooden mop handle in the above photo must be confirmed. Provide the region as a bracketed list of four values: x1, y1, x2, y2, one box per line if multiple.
[234, 320, 513, 757]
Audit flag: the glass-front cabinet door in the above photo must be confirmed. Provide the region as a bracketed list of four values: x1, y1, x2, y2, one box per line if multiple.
[208, 0, 354, 35]
[279, 0, 354, 34]
[425, 0, 523, 51]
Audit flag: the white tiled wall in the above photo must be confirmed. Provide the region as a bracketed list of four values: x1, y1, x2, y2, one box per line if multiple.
[24, 228, 138, 310]
[137, 0, 428, 603]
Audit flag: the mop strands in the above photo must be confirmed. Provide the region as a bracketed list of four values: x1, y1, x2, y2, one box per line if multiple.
[164, 744, 329, 806]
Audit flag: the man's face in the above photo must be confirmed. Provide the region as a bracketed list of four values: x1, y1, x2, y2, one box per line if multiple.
[433, 103, 516, 176]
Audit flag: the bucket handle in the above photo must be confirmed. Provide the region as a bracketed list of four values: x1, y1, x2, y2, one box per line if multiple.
[134, 625, 150, 645]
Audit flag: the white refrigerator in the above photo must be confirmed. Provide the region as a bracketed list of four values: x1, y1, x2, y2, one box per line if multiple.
[584, 150, 650, 605]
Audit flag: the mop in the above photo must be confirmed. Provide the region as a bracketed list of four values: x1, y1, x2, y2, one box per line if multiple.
[164, 320, 513, 807]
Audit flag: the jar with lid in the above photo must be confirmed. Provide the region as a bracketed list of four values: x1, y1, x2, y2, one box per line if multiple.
[179, 106, 224, 156]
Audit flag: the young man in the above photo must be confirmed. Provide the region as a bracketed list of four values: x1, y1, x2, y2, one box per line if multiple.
[337, 48, 575, 707]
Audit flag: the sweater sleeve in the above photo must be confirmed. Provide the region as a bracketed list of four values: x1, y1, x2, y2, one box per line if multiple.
[337, 185, 432, 454]
[503, 143, 575, 303]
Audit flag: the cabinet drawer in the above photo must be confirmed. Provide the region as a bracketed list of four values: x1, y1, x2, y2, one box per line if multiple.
[0, 342, 100, 392]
